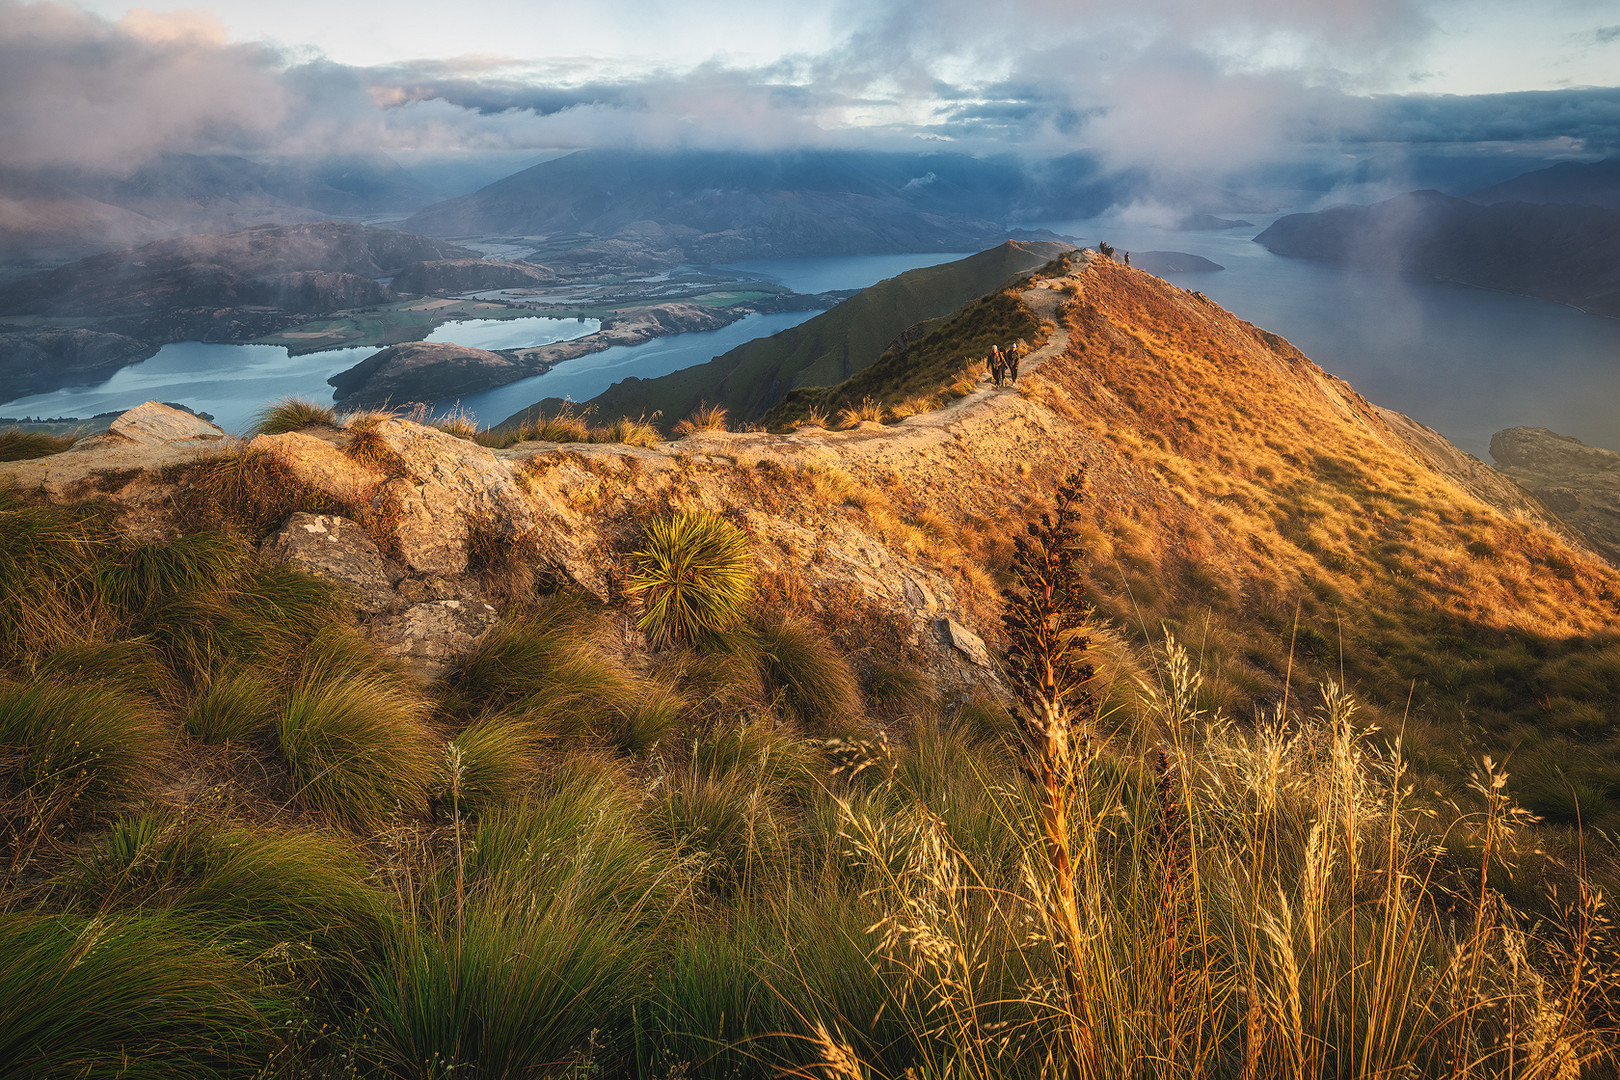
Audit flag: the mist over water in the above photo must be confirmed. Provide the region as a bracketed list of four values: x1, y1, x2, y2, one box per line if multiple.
[1036, 215, 1620, 457]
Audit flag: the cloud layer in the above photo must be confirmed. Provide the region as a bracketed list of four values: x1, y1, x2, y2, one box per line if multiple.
[2, 0, 1616, 189]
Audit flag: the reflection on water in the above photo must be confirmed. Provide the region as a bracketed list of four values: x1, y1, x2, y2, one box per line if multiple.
[438, 311, 819, 426]
[1033, 214, 1620, 456]
[423, 315, 599, 351]
[4, 235, 1617, 454]
[0, 342, 376, 436]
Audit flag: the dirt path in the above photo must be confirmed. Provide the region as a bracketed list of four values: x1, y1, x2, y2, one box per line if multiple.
[655, 257, 1093, 514]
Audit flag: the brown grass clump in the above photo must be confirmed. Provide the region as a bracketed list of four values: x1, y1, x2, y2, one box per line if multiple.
[888, 393, 937, 420]
[600, 415, 663, 447]
[162, 448, 353, 539]
[430, 409, 481, 442]
[837, 398, 887, 428]
[673, 403, 728, 436]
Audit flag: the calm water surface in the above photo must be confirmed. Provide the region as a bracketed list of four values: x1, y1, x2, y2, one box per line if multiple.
[0, 316, 598, 435]
[4, 242, 1616, 455]
[0, 342, 377, 436]
[437, 311, 820, 425]
[422, 315, 599, 351]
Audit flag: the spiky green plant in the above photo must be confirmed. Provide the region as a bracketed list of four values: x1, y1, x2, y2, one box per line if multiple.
[625, 511, 754, 648]
[251, 396, 338, 435]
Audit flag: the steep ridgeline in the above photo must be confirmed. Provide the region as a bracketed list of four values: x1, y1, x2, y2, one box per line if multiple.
[1254, 190, 1620, 316]
[9, 253, 1620, 833]
[10, 255, 1620, 1080]
[500, 239, 1072, 432]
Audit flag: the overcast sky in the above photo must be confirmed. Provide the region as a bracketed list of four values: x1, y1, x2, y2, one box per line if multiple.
[4, 0, 1617, 183]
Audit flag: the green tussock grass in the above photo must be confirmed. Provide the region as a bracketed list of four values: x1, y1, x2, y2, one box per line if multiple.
[56, 810, 391, 993]
[250, 396, 338, 435]
[754, 613, 863, 734]
[0, 488, 110, 660]
[0, 911, 289, 1080]
[446, 599, 662, 748]
[0, 677, 165, 832]
[367, 764, 686, 1076]
[277, 677, 438, 831]
[0, 427, 76, 461]
[276, 636, 439, 831]
[439, 717, 542, 817]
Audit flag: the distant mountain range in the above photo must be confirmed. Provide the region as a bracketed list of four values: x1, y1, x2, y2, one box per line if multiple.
[1254, 190, 1620, 316]
[1467, 156, 1620, 210]
[404, 150, 1048, 264]
[0, 154, 438, 264]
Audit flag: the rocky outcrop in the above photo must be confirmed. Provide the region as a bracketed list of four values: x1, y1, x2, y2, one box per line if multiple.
[0, 328, 159, 396]
[367, 595, 501, 680]
[328, 342, 517, 410]
[390, 259, 558, 296]
[258, 511, 499, 676]
[371, 419, 539, 578]
[1490, 426, 1620, 564]
[0, 401, 225, 498]
[262, 513, 404, 615]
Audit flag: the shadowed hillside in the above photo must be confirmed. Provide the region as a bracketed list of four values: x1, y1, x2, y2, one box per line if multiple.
[501, 239, 1072, 431]
[1255, 190, 1620, 315]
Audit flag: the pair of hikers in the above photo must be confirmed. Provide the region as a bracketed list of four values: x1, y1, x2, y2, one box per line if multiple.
[989, 343, 1019, 388]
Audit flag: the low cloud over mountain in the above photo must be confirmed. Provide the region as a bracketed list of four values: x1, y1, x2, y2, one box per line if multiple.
[4, 0, 1616, 202]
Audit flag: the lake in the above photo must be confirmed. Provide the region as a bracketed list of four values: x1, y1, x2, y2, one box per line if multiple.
[1031, 213, 1620, 457]
[3, 242, 1616, 455]
[423, 315, 599, 351]
[435, 310, 822, 424]
[0, 315, 599, 436]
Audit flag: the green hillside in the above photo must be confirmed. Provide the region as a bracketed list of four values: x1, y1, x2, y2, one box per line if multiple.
[497, 239, 1073, 432]
[761, 288, 1044, 429]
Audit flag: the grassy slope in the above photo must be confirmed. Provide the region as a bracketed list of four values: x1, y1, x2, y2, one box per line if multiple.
[911, 258, 1620, 830]
[497, 239, 1072, 431]
[761, 288, 1045, 428]
[9, 260, 1620, 1074]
